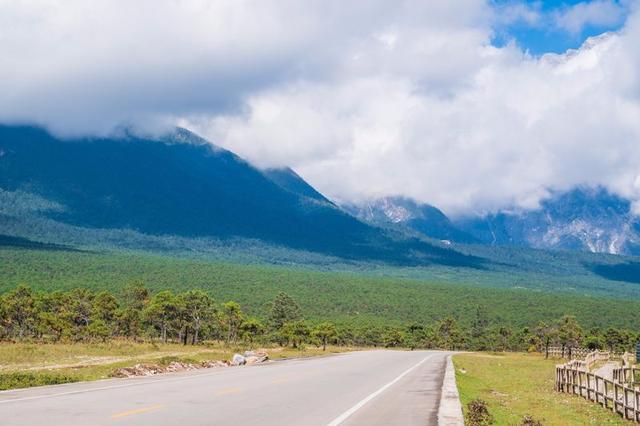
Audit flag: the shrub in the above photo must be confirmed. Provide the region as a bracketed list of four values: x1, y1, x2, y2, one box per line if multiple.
[520, 415, 543, 426]
[0, 372, 78, 390]
[465, 399, 494, 425]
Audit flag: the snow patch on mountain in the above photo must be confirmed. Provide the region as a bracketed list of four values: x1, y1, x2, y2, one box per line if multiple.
[344, 186, 640, 256]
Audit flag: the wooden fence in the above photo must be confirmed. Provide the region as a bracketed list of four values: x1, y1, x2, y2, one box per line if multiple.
[584, 350, 613, 370]
[547, 346, 591, 359]
[557, 351, 639, 422]
[615, 366, 640, 386]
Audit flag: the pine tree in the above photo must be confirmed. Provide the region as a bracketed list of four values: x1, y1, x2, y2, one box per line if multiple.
[240, 318, 265, 344]
[535, 321, 558, 359]
[470, 305, 489, 350]
[269, 292, 302, 331]
[312, 322, 337, 351]
[557, 315, 582, 358]
[179, 290, 215, 345]
[222, 301, 244, 344]
[2, 285, 38, 339]
[144, 291, 179, 343]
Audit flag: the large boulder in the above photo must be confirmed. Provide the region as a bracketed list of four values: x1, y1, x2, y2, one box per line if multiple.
[243, 350, 269, 365]
[232, 354, 246, 366]
[245, 355, 267, 365]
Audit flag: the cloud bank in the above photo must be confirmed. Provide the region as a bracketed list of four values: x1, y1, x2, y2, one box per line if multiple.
[1, 0, 640, 215]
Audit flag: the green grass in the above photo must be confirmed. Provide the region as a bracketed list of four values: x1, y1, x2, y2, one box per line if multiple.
[453, 352, 628, 425]
[2, 247, 640, 330]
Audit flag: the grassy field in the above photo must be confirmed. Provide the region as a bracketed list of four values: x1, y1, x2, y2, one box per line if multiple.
[2, 247, 640, 330]
[453, 352, 627, 425]
[0, 341, 354, 390]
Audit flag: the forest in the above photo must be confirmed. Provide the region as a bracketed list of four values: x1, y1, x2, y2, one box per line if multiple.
[1, 283, 637, 354]
[2, 247, 640, 330]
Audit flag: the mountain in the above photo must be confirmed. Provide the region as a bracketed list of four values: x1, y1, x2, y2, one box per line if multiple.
[342, 197, 478, 244]
[344, 188, 640, 256]
[455, 187, 640, 255]
[0, 124, 481, 267]
[262, 167, 330, 203]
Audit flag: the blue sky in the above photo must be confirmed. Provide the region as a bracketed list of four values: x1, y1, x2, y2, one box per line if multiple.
[492, 0, 630, 54]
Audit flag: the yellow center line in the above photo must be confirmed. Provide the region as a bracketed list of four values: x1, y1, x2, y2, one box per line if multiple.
[215, 387, 241, 396]
[271, 378, 289, 384]
[111, 404, 165, 419]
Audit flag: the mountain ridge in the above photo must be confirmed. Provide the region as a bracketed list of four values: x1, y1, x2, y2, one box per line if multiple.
[0, 124, 481, 267]
[345, 187, 640, 256]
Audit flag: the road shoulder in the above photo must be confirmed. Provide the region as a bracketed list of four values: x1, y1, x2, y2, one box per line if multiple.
[437, 355, 464, 425]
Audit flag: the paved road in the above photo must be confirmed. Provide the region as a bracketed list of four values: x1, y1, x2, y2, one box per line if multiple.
[0, 350, 450, 426]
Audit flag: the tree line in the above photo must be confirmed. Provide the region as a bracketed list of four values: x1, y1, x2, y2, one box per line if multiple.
[0, 283, 339, 349]
[1, 284, 637, 353]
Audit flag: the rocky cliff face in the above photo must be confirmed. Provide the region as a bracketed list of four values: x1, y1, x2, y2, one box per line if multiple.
[342, 196, 477, 244]
[344, 188, 640, 256]
[456, 187, 640, 255]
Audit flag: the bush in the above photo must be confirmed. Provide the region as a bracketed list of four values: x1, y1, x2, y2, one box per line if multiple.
[465, 399, 494, 425]
[520, 415, 543, 426]
[0, 372, 78, 390]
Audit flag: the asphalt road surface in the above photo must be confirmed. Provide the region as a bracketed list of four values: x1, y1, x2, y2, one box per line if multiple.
[0, 350, 450, 426]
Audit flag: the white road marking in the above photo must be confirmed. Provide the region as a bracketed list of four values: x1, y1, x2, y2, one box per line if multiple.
[326, 354, 434, 426]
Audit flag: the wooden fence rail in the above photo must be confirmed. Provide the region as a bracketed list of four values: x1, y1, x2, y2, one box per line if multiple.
[557, 351, 639, 422]
[547, 346, 591, 359]
[556, 364, 640, 422]
[615, 366, 640, 386]
[585, 350, 612, 370]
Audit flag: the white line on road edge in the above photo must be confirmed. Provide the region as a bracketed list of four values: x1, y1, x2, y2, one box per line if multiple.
[326, 354, 434, 426]
[0, 354, 324, 404]
[437, 355, 464, 426]
[0, 366, 254, 404]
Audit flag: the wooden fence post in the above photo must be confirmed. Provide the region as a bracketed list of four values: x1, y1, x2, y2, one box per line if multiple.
[555, 349, 640, 421]
[624, 388, 630, 419]
[579, 371, 583, 397]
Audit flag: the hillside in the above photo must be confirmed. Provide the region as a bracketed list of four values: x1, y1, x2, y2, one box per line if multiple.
[4, 124, 640, 304]
[0, 125, 479, 267]
[2, 245, 640, 330]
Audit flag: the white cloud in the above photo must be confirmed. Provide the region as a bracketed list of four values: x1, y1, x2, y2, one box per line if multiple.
[2, 0, 640, 216]
[492, 1, 542, 28]
[554, 0, 628, 35]
[0, 0, 411, 135]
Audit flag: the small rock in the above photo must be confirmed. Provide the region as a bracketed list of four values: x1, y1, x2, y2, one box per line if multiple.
[201, 360, 229, 368]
